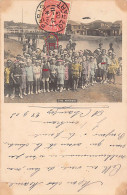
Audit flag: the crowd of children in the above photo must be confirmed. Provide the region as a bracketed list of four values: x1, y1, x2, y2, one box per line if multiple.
[4, 40, 122, 99]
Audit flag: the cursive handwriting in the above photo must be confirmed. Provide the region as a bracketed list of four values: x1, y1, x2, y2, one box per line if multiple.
[2, 105, 126, 193]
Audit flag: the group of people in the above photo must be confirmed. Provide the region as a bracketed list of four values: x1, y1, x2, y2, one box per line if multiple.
[4, 39, 122, 99]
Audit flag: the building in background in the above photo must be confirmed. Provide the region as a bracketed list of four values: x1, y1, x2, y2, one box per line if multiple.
[66, 20, 122, 36]
[4, 20, 122, 39]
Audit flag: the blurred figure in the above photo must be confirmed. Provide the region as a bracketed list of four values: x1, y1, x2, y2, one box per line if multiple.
[98, 42, 103, 53]
[81, 55, 89, 89]
[42, 57, 50, 92]
[99, 49, 110, 83]
[26, 59, 34, 95]
[71, 57, 82, 91]
[89, 56, 97, 86]
[4, 60, 12, 97]
[11, 61, 22, 99]
[108, 53, 119, 84]
[108, 43, 114, 53]
[64, 59, 70, 91]
[33, 60, 41, 94]
[56, 60, 65, 93]
[50, 58, 57, 92]
[20, 61, 27, 97]
[118, 57, 122, 76]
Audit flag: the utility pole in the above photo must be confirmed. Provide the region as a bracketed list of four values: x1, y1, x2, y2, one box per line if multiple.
[21, 8, 24, 43]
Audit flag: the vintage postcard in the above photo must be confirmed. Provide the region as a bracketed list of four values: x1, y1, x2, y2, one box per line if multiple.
[0, 0, 127, 195]
[2, 0, 123, 103]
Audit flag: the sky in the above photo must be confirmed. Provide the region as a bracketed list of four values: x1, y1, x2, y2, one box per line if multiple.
[2, 0, 123, 24]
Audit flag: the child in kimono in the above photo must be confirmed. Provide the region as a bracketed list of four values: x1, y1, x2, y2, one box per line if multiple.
[99, 49, 110, 83]
[118, 57, 122, 76]
[108, 53, 119, 84]
[56, 60, 65, 93]
[71, 57, 82, 91]
[81, 56, 89, 89]
[50, 58, 57, 92]
[20, 61, 27, 96]
[26, 59, 34, 95]
[89, 56, 96, 86]
[11, 61, 22, 99]
[32, 56, 36, 67]
[93, 52, 98, 83]
[4, 60, 12, 97]
[64, 59, 70, 91]
[42, 57, 50, 93]
[33, 60, 41, 94]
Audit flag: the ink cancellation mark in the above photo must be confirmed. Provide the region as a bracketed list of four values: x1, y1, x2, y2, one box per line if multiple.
[35, 0, 70, 34]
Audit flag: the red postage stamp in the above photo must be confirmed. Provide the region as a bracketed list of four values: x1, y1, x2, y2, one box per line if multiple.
[36, 0, 70, 34]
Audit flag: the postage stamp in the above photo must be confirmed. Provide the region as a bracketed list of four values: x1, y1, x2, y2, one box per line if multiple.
[35, 0, 70, 34]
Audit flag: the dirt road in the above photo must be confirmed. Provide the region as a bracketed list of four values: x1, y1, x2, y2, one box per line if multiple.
[4, 76, 122, 103]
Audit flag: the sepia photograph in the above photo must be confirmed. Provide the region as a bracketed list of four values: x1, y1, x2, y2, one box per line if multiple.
[3, 0, 122, 103]
[1, 1, 127, 195]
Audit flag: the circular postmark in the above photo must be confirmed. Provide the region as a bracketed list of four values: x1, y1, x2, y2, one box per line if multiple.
[35, 0, 70, 34]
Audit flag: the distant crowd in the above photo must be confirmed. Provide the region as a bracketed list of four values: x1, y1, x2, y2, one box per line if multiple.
[4, 39, 122, 99]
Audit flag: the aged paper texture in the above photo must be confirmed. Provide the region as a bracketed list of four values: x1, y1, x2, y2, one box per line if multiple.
[0, 0, 127, 195]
